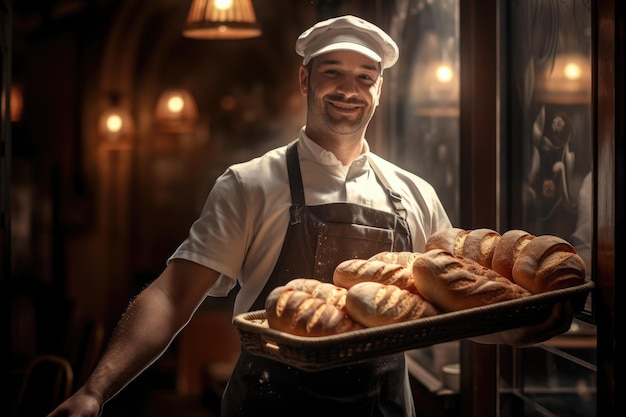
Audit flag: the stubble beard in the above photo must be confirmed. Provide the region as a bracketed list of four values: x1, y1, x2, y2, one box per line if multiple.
[307, 91, 372, 137]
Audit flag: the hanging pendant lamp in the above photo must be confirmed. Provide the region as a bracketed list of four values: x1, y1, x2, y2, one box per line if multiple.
[183, 0, 262, 40]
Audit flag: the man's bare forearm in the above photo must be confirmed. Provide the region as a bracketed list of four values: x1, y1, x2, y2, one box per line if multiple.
[79, 281, 191, 404]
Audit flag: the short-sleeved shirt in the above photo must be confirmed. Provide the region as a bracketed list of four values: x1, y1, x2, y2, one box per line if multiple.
[168, 127, 452, 316]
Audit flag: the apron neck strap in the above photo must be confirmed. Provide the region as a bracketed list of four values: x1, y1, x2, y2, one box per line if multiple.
[286, 142, 305, 206]
[367, 156, 408, 219]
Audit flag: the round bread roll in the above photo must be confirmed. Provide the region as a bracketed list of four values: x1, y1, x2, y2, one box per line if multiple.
[333, 258, 416, 292]
[492, 229, 536, 280]
[511, 235, 586, 294]
[285, 278, 347, 310]
[412, 249, 531, 312]
[265, 286, 360, 336]
[425, 228, 501, 268]
[345, 281, 441, 327]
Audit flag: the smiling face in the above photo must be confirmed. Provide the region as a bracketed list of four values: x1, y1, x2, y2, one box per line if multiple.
[300, 50, 383, 147]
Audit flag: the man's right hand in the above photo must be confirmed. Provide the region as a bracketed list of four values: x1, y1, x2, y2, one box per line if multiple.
[46, 388, 103, 417]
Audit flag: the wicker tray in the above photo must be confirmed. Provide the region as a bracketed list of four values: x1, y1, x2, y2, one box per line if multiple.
[233, 281, 594, 372]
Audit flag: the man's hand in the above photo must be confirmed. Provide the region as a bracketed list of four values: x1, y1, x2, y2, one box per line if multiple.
[469, 301, 575, 346]
[46, 388, 103, 417]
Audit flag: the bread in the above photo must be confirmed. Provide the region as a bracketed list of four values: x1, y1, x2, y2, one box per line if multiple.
[426, 228, 501, 268]
[511, 235, 586, 294]
[285, 278, 348, 310]
[265, 286, 361, 336]
[491, 229, 536, 280]
[333, 258, 417, 292]
[425, 227, 467, 254]
[368, 251, 424, 268]
[412, 249, 531, 312]
[345, 281, 441, 327]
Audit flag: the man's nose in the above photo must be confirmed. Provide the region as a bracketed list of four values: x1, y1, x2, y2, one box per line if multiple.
[335, 77, 359, 97]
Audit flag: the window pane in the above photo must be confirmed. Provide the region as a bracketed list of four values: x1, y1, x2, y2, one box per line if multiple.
[389, 0, 460, 226]
[508, 0, 593, 281]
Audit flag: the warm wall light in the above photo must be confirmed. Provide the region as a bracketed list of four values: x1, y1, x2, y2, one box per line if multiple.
[154, 89, 199, 133]
[183, 0, 262, 39]
[98, 107, 135, 141]
[535, 52, 591, 104]
[11, 84, 23, 122]
[415, 61, 459, 104]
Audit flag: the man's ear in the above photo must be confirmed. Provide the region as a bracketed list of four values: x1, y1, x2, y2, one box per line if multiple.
[299, 65, 309, 95]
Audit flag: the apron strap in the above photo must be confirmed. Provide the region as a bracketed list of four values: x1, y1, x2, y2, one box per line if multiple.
[367, 156, 408, 219]
[286, 142, 305, 206]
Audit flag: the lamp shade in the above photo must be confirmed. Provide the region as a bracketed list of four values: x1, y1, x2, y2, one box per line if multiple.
[184, 0, 262, 39]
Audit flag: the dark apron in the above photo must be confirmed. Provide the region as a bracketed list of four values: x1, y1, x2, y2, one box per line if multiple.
[221, 142, 415, 417]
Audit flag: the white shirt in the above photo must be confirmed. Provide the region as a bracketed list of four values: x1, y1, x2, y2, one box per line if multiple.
[169, 127, 452, 316]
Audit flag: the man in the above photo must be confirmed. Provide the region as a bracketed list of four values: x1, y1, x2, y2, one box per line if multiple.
[48, 15, 573, 417]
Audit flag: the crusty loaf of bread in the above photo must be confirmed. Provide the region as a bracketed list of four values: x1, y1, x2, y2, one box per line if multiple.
[426, 228, 501, 268]
[425, 227, 467, 254]
[511, 235, 586, 294]
[285, 278, 348, 310]
[412, 249, 531, 312]
[368, 251, 424, 268]
[345, 281, 441, 327]
[333, 258, 416, 293]
[491, 229, 535, 280]
[265, 286, 361, 336]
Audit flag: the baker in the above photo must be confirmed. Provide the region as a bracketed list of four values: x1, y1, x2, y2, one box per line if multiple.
[47, 15, 574, 417]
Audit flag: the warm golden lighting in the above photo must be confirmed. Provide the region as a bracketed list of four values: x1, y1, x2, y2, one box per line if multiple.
[154, 89, 199, 133]
[412, 60, 459, 116]
[99, 107, 135, 141]
[536, 53, 591, 104]
[106, 114, 123, 133]
[10, 85, 24, 122]
[563, 62, 582, 80]
[183, 0, 262, 40]
[215, 0, 233, 9]
[436, 65, 454, 83]
[167, 96, 185, 113]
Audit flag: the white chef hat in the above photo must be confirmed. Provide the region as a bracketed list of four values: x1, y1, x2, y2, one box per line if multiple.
[295, 15, 399, 70]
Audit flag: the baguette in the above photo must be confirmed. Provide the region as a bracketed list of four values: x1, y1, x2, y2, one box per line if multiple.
[426, 228, 501, 268]
[511, 235, 586, 294]
[333, 258, 417, 293]
[285, 278, 348, 310]
[491, 229, 535, 280]
[425, 227, 468, 254]
[412, 249, 531, 312]
[345, 281, 441, 327]
[368, 251, 424, 268]
[265, 286, 361, 336]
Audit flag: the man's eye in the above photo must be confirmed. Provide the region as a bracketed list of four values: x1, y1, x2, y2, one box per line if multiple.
[360, 75, 377, 84]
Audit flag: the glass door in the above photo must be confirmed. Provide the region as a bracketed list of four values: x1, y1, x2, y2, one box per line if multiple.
[498, 1, 596, 415]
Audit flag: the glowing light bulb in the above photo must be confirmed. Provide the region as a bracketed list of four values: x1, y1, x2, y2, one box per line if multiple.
[106, 114, 123, 133]
[167, 96, 185, 114]
[564, 62, 582, 80]
[436, 65, 453, 83]
[215, 0, 233, 10]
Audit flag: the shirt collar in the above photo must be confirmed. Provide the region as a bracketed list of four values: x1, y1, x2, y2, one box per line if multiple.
[298, 127, 370, 166]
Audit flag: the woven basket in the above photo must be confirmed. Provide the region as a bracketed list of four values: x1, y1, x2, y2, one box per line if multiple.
[233, 281, 594, 372]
